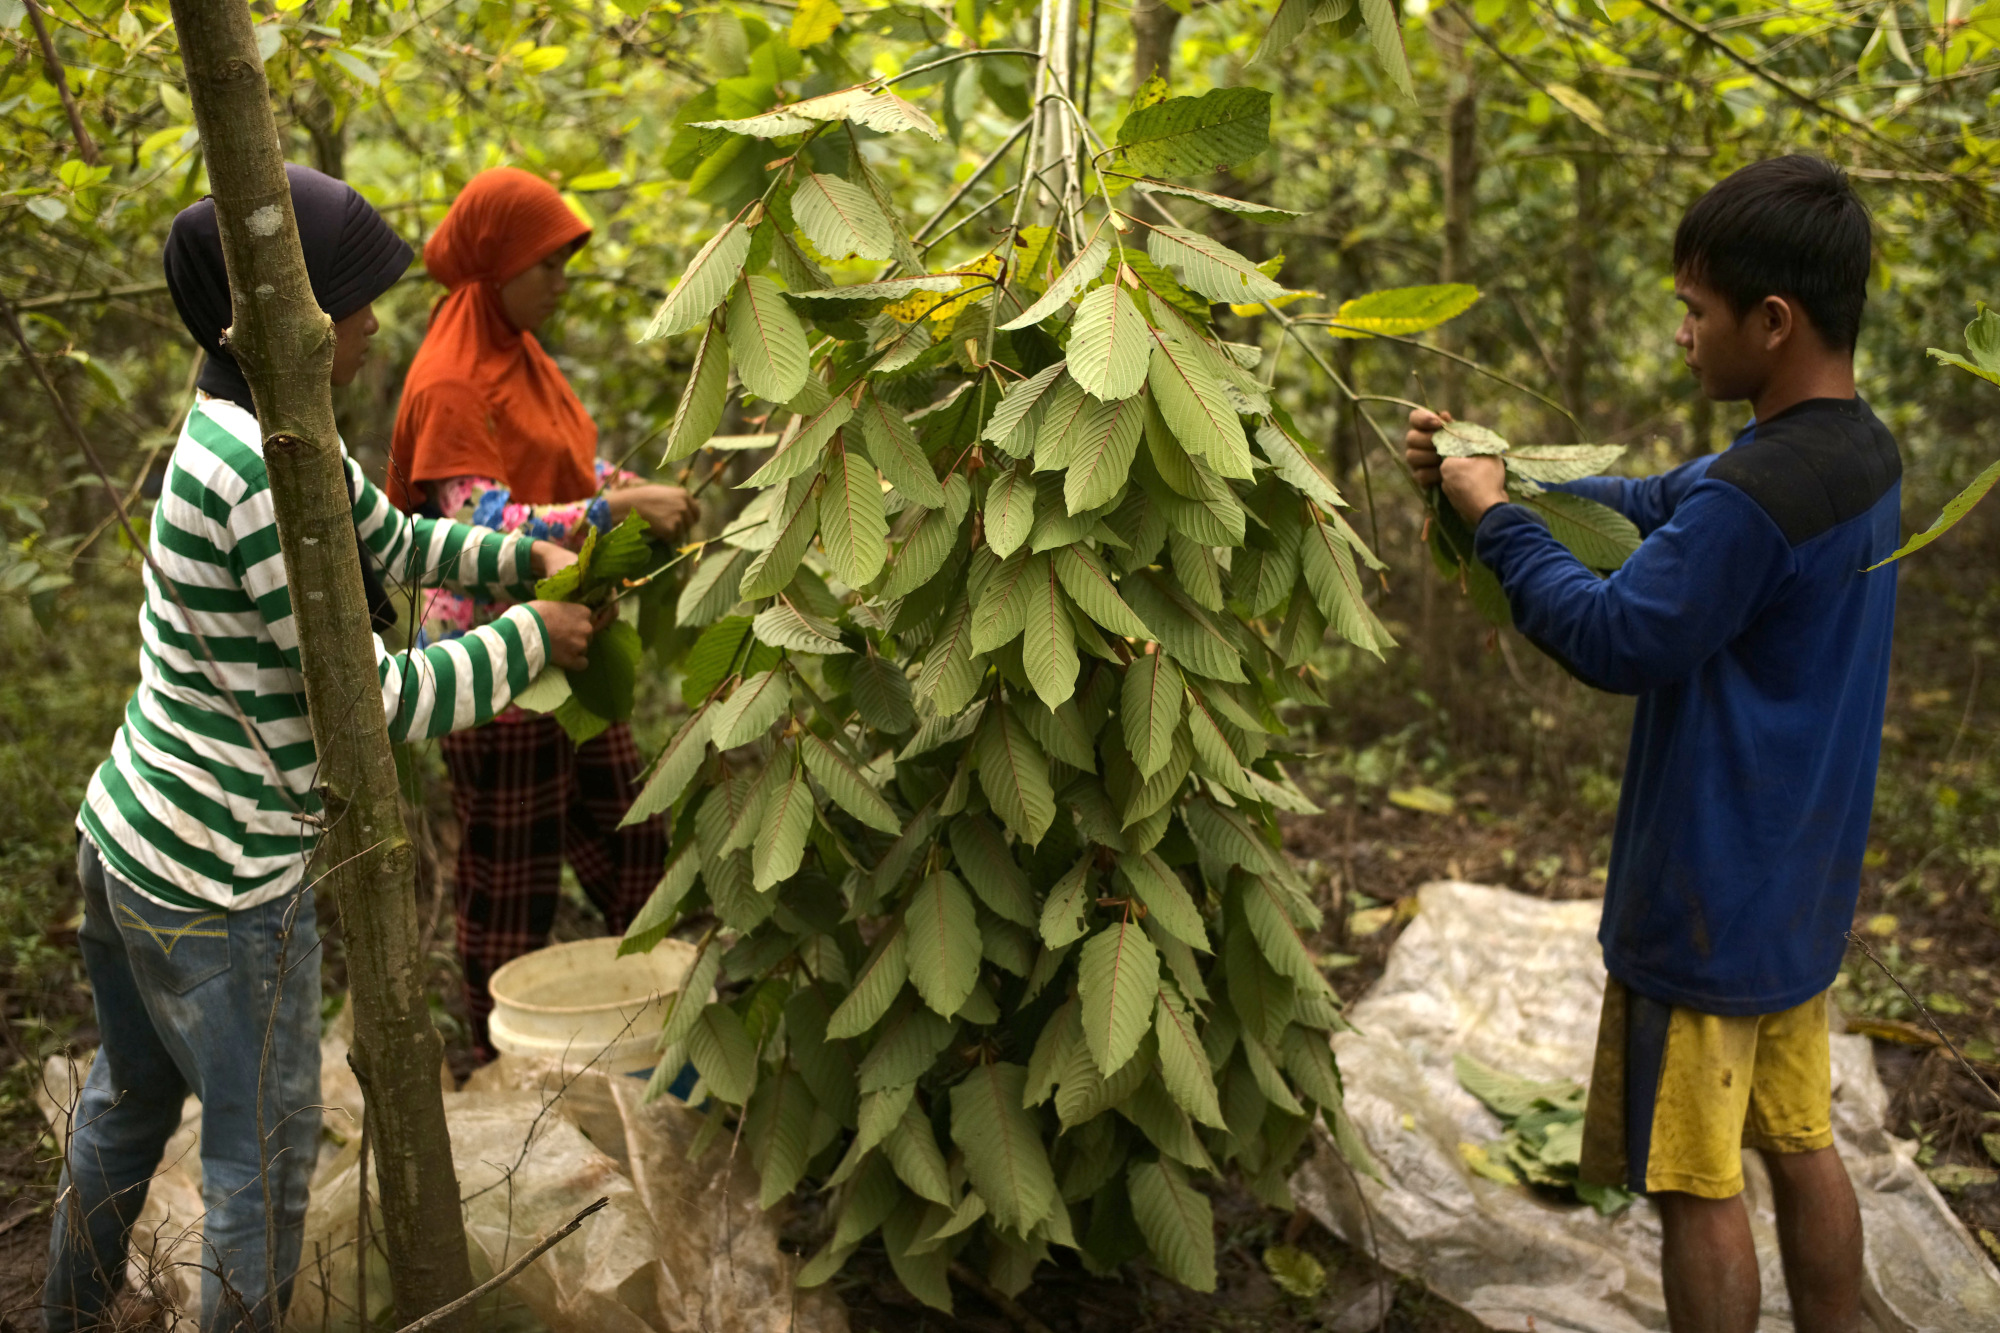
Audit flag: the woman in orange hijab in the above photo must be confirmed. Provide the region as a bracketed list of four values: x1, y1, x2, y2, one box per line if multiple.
[390, 167, 695, 1061]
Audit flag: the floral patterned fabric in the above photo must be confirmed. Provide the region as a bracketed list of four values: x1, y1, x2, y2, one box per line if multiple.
[415, 457, 633, 651]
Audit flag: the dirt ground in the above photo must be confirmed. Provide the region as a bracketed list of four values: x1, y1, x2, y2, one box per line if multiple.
[3, 782, 1991, 1333]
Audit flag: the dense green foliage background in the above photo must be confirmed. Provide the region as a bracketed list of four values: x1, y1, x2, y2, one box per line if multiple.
[7, 0, 2000, 1308]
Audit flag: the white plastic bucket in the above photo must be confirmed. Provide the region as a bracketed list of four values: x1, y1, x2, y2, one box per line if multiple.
[486, 936, 701, 1076]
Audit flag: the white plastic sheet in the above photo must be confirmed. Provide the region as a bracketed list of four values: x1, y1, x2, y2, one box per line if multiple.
[42, 1016, 847, 1333]
[1291, 881, 2000, 1333]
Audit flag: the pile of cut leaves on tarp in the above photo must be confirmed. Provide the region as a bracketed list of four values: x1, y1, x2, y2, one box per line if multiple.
[1454, 1054, 1635, 1215]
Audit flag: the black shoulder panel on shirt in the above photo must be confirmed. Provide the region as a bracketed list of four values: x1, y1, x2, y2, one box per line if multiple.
[1705, 398, 1901, 547]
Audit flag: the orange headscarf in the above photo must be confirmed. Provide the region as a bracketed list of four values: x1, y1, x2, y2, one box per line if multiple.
[389, 168, 598, 511]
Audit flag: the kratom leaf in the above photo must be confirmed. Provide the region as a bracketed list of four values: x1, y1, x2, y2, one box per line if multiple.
[820, 440, 889, 587]
[801, 730, 901, 833]
[1116, 176, 1302, 224]
[1184, 689, 1253, 796]
[986, 461, 1038, 560]
[1120, 1076, 1215, 1171]
[737, 479, 820, 599]
[885, 1099, 954, 1204]
[619, 840, 702, 956]
[1109, 87, 1271, 178]
[793, 172, 895, 261]
[1054, 545, 1153, 639]
[1432, 420, 1509, 457]
[677, 546, 749, 627]
[858, 1000, 956, 1092]
[643, 221, 750, 339]
[791, 274, 964, 303]
[753, 748, 814, 891]
[1039, 855, 1094, 948]
[1145, 226, 1285, 306]
[905, 871, 981, 1017]
[917, 593, 985, 715]
[621, 705, 713, 826]
[972, 550, 1039, 653]
[1078, 919, 1161, 1075]
[1001, 235, 1112, 331]
[686, 1003, 757, 1103]
[655, 938, 721, 1047]
[1063, 394, 1146, 515]
[1034, 376, 1095, 471]
[1502, 443, 1627, 485]
[712, 668, 792, 748]
[753, 600, 844, 653]
[1360, 0, 1416, 101]
[663, 314, 731, 463]
[1020, 555, 1079, 709]
[1122, 653, 1184, 779]
[1122, 571, 1245, 681]
[746, 1068, 816, 1206]
[983, 362, 1069, 452]
[1054, 1024, 1150, 1128]
[728, 275, 812, 403]
[511, 665, 571, 714]
[1148, 331, 1245, 471]
[948, 816, 1035, 926]
[1119, 852, 1208, 952]
[828, 927, 907, 1038]
[1253, 0, 1314, 63]
[742, 395, 850, 489]
[849, 651, 915, 732]
[843, 91, 945, 141]
[1322, 283, 1479, 338]
[1066, 285, 1151, 401]
[974, 702, 1056, 845]
[1254, 417, 1343, 510]
[1128, 1157, 1216, 1291]
[1868, 456, 2000, 567]
[857, 391, 946, 508]
[1301, 511, 1391, 657]
[1516, 490, 1641, 569]
[1241, 874, 1321, 987]
[952, 1062, 1059, 1233]
[1155, 984, 1226, 1128]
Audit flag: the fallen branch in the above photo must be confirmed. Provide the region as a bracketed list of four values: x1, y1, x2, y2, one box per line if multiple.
[1847, 930, 2000, 1111]
[25, 0, 99, 165]
[389, 1197, 609, 1333]
[948, 1261, 1057, 1333]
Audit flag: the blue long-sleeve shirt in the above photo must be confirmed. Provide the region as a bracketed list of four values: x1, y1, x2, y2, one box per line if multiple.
[1474, 397, 1901, 1014]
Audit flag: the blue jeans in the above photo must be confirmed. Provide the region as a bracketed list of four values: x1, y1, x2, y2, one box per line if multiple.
[46, 839, 322, 1332]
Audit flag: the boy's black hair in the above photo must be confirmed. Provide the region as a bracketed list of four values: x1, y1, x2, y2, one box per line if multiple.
[1673, 155, 1871, 351]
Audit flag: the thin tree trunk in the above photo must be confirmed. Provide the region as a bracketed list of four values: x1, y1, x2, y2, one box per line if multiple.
[1561, 154, 1598, 441]
[1130, 0, 1181, 94]
[166, 1, 475, 1327]
[1436, 9, 1477, 414]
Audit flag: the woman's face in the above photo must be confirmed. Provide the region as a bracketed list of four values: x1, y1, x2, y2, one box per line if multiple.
[499, 242, 576, 334]
[331, 304, 377, 386]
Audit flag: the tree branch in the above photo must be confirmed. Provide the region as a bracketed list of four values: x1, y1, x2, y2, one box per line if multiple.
[25, 0, 98, 165]
[390, 1198, 610, 1333]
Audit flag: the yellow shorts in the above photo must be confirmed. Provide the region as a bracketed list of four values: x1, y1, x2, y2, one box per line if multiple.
[1577, 979, 1834, 1199]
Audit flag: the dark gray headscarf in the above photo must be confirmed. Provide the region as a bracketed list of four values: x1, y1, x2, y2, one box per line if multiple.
[163, 165, 414, 629]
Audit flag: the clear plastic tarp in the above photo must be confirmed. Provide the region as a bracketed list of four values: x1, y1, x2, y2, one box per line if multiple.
[1291, 880, 2000, 1332]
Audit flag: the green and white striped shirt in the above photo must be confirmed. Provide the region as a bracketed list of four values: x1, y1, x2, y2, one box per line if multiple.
[81, 397, 550, 912]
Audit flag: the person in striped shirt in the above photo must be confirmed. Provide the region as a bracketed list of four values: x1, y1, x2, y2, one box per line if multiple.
[47, 166, 593, 1333]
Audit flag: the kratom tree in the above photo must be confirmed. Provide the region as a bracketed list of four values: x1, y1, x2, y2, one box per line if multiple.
[532, 1, 1424, 1308]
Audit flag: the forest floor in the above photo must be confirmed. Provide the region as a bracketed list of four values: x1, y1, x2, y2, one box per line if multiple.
[1, 777, 1991, 1331]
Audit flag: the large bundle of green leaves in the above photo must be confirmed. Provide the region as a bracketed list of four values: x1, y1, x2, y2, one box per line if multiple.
[596, 12, 1396, 1311]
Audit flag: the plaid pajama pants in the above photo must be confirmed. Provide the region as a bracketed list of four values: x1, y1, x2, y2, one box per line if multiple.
[439, 714, 666, 1057]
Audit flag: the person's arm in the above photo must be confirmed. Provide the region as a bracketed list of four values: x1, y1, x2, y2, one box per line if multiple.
[435, 474, 699, 548]
[348, 458, 559, 600]
[1550, 459, 1713, 538]
[1469, 481, 1795, 694]
[227, 467, 592, 739]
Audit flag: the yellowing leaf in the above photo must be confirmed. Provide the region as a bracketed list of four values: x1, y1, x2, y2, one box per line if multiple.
[1324, 284, 1480, 339]
[789, 0, 842, 47]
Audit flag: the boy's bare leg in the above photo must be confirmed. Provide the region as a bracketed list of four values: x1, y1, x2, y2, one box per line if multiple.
[1656, 1191, 1760, 1333]
[1761, 1144, 1864, 1333]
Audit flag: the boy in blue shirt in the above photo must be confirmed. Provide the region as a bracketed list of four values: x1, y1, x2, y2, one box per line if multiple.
[1407, 155, 1889, 1333]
